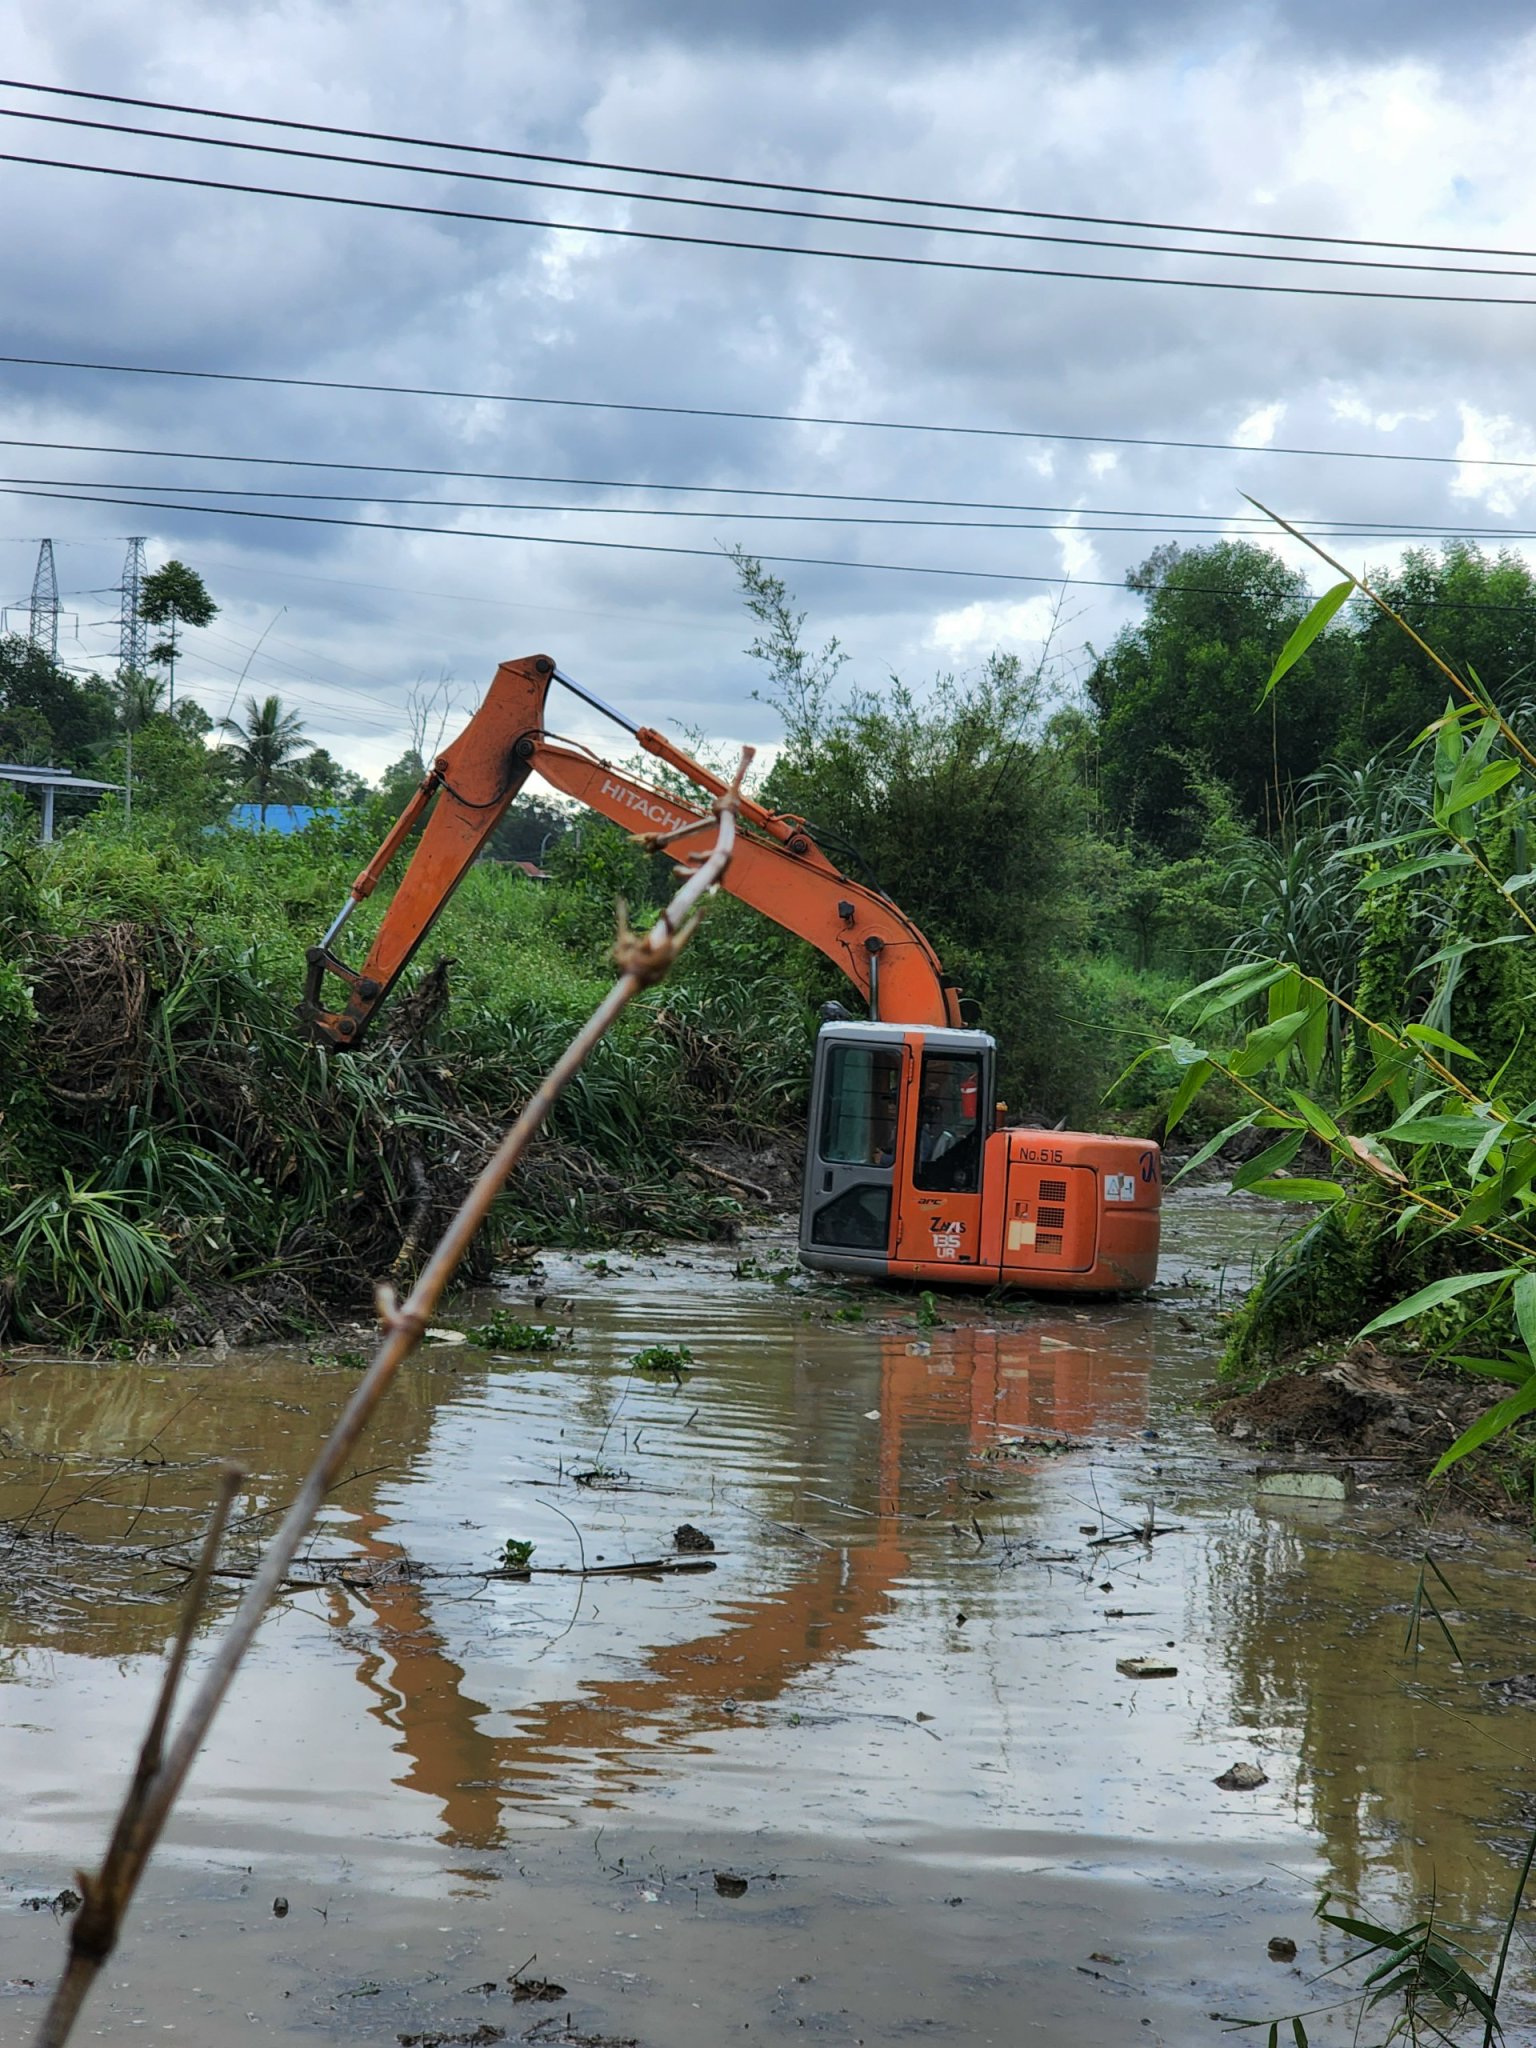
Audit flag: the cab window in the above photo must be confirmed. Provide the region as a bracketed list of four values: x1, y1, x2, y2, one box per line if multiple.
[819, 1043, 901, 1167]
[912, 1052, 983, 1193]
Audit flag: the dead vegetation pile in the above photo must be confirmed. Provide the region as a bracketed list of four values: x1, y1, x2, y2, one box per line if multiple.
[29, 919, 152, 1106]
[3, 919, 773, 1349]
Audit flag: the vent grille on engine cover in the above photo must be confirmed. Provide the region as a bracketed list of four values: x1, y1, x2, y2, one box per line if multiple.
[1039, 1178, 1068, 1203]
[1038, 1205, 1066, 1230]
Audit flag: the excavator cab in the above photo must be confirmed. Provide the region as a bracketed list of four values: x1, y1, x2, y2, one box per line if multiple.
[800, 1022, 1160, 1292]
[801, 1023, 993, 1276]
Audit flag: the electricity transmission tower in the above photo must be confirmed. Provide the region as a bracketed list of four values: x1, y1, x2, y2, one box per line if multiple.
[118, 536, 147, 678]
[28, 540, 59, 658]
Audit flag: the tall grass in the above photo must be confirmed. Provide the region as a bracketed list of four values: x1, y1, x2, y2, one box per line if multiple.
[0, 813, 804, 1344]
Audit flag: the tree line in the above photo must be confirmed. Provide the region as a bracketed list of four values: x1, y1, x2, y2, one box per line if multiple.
[9, 531, 1536, 1115]
[1085, 536, 1536, 856]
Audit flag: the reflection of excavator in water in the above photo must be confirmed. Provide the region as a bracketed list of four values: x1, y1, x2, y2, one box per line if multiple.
[341, 1314, 1151, 1849]
[300, 656, 1160, 1293]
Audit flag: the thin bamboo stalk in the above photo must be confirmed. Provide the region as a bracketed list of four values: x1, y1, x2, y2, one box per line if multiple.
[33, 766, 745, 2048]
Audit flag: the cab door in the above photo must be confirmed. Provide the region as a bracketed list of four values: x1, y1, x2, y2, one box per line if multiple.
[798, 1032, 909, 1271]
[894, 1041, 990, 1272]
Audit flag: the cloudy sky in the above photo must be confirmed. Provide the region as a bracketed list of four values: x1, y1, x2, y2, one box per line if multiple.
[4, 0, 1536, 779]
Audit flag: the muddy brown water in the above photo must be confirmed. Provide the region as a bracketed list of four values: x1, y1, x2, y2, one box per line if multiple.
[3, 1189, 1536, 2045]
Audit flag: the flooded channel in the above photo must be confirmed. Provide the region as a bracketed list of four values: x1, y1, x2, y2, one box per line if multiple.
[4, 1188, 1536, 2045]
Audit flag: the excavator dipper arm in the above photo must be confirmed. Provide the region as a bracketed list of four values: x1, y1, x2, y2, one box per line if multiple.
[300, 655, 961, 1048]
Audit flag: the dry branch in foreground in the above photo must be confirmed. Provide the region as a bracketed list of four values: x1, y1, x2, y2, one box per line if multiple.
[33, 768, 745, 2048]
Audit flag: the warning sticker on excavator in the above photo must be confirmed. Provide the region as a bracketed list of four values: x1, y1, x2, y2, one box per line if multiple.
[1104, 1174, 1136, 1202]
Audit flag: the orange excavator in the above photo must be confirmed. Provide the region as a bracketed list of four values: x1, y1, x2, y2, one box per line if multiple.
[300, 655, 1160, 1293]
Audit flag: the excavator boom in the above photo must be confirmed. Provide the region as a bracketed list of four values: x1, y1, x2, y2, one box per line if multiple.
[301, 655, 960, 1048]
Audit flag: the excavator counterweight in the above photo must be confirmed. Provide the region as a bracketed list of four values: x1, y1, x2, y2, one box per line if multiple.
[301, 659, 1158, 1294]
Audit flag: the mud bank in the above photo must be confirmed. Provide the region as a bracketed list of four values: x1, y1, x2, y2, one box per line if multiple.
[1211, 1344, 1525, 1523]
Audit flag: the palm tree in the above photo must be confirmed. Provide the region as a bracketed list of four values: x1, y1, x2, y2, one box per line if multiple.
[218, 694, 309, 827]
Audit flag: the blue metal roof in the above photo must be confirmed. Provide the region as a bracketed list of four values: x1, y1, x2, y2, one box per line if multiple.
[227, 804, 341, 835]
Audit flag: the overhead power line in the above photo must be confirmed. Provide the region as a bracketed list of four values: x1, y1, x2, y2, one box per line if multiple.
[12, 434, 1536, 541]
[70, 609, 414, 732]
[10, 481, 1536, 612]
[7, 146, 1536, 307]
[4, 103, 1535, 283]
[7, 75, 1534, 265]
[0, 479, 1228, 591]
[3, 351, 1529, 472]
[3, 433, 1310, 519]
[167, 667, 401, 734]
[10, 469, 1536, 545]
[0, 472, 1224, 536]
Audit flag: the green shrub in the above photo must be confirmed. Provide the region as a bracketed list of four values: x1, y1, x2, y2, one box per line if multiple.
[1, 1174, 176, 1337]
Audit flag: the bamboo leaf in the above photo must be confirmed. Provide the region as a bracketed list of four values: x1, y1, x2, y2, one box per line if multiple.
[1417, 933, 1526, 975]
[1447, 1354, 1531, 1384]
[1316, 1903, 1413, 1949]
[1360, 851, 1474, 892]
[1268, 967, 1302, 1022]
[1288, 1090, 1339, 1142]
[1403, 1022, 1481, 1061]
[1429, 1371, 1536, 1481]
[1344, 826, 1441, 859]
[1297, 985, 1329, 1086]
[1358, 1268, 1518, 1337]
[1344, 1133, 1409, 1185]
[1231, 1009, 1312, 1077]
[1418, 700, 1485, 744]
[1231, 1132, 1305, 1190]
[1109, 1045, 1159, 1089]
[1435, 697, 1465, 790]
[1460, 1140, 1536, 1227]
[1463, 713, 1500, 777]
[1514, 1270, 1536, 1364]
[1467, 1117, 1508, 1182]
[1379, 1113, 1490, 1148]
[1173, 958, 1289, 1018]
[1396, 1085, 1449, 1121]
[1341, 1051, 1414, 1113]
[1247, 1177, 1345, 1203]
[1439, 757, 1524, 819]
[1168, 1114, 1257, 1186]
[1262, 580, 1353, 700]
[1164, 1057, 1213, 1134]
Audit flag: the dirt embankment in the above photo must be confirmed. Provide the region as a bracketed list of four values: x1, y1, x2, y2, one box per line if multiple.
[1210, 1344, 1524, 1520]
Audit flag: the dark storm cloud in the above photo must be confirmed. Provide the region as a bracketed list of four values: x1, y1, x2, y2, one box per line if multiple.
[5, 0, 1536, 774]
[584, 0, 1536, 60]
